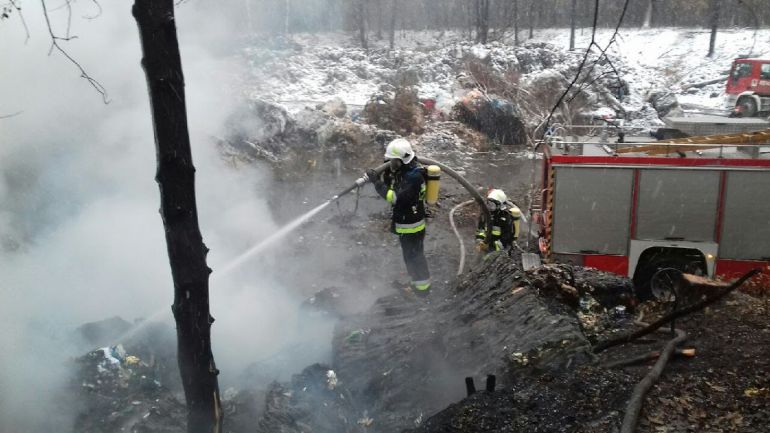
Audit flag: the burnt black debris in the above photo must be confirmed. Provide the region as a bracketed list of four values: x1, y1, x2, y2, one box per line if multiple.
[259, 254, 632, 432]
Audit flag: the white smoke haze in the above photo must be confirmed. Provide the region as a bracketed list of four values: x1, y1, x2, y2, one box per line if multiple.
[0, 2, 333, 431]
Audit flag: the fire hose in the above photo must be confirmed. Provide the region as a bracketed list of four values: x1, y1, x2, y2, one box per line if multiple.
[332, 157, 492, 230]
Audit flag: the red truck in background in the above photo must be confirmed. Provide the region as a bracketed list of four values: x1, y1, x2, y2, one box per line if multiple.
[727, 58, 770, 117]
[534, 140, 770, 299]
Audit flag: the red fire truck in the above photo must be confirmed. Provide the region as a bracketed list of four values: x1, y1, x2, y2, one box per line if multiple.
[535, 137, 770, 297]
[726, 58, 770, 117]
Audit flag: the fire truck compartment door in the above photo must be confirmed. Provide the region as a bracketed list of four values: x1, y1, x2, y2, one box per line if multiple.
[720, 171, 770, 260]
[636, 169, 720, 242]
[552, 166, 633, 255]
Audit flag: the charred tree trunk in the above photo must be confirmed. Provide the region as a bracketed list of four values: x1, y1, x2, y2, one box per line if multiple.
[132, 2, 223, 433]
[569, 0, 576, 50]
[708, 0, 721, 57]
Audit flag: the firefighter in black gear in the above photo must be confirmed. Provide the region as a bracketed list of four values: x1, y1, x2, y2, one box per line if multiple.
[476, 188, 521, 254]
[363, 138, 431, 295]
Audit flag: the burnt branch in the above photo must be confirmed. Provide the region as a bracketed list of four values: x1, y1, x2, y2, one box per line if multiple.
[620, 328, 688, 433]
[593, 269, 761, 353]
[41, 0, 109, 103]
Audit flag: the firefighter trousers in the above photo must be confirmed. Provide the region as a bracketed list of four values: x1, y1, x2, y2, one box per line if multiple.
[398, 230, 431, 291]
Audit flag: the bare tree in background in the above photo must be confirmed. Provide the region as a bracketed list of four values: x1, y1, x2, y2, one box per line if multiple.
[527, 0, 534, 38]
[512, 0, 519, 45]
[708, 0, 721, 57]
[356, 0, 368, 49]
[389, 0, 397, 49]
[475, 0, 490, 44]
[133, 1, 223, 432]
[285, 0, 291, 35]
[374, 0, 383, 39]
[569, 0, 576, 49]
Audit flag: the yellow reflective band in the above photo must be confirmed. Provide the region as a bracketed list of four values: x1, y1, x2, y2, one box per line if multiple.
[395, 223, 426, 234]
[491, 230, 502, 236]
[413, 280, 431, 291]
[476, 231, 486, 239]
[386, 189, 395, 203]
[395, 220, 425, 234]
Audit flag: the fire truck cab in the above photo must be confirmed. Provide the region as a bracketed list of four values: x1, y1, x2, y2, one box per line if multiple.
[536, 138, 770, 298]
[726, 58, 770, 117]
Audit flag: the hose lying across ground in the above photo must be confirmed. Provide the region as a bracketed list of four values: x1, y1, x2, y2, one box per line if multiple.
[449, 200, 476, 276]
[608, 269, 761, 433]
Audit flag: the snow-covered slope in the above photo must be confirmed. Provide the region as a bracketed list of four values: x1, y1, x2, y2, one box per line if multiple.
[239, 28, 770, 127]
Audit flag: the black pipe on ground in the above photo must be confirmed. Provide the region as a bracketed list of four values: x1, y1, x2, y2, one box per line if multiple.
[465, 377, 476, 396]
[485, 374, 496, 392]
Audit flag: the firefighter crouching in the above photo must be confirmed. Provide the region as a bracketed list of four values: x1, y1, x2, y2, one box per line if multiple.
[476, 188, 521, 254]
[363, 138, 432, 296]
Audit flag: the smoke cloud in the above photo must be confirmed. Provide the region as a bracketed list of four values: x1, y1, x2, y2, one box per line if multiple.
[0, 2, 332, 431]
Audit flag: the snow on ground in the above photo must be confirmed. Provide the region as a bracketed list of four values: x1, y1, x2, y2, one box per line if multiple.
[238, 27, 770, 127]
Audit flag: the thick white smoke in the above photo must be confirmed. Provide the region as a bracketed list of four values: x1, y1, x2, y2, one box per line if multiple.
[0, 2, 332, 431]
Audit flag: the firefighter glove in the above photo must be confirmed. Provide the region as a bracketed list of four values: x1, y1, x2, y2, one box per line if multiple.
[364, 169, 379, 184]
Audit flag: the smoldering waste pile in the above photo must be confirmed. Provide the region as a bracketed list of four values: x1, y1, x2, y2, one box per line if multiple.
[70, 254, 636, 433]
[258, 253, 636, 433]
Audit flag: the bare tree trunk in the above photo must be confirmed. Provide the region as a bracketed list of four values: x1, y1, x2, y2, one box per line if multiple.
[284, 0, 291, 35]
[528, 0, 534, 38]
[708, 0, 721, 57]
[513, 0, 519, 45]
[569, 0, 576, 49]
[389, 0, 397, 49]
[357, 0, 368, 49]
[475, 0, 490, 44]
[132, 2, 223, 433]
[375, 0, 383, 39]
[245, 0, 253, 33]
[642, 0, 652, 28]
[650, 0, 659, 27]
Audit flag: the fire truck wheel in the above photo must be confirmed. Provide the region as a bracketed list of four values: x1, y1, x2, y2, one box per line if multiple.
[633, 253, 706, 303]
[736, 97, 757, 117]
[650, 268, 683, 303]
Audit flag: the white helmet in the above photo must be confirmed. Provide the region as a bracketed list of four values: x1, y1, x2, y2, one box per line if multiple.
[486, 189, 507, 209]
[384, 138, 415, 164]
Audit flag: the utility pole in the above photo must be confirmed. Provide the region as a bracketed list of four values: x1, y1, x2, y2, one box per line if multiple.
[133, 1, 223, 433]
